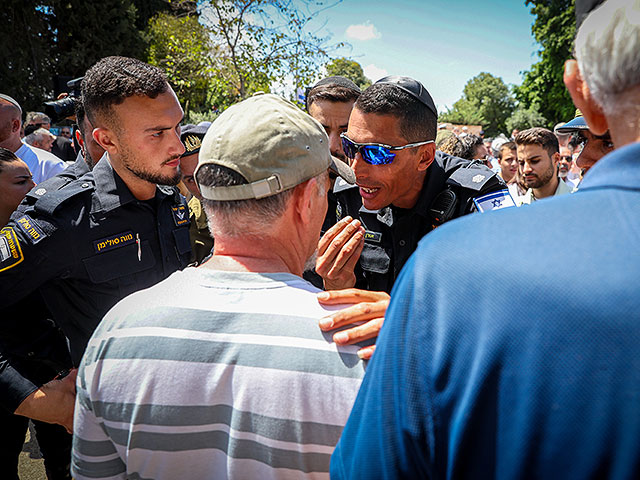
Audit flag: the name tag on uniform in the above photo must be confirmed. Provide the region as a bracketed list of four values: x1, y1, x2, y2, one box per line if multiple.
[14, 215, 47, 244]
[93, 231, 135, 254]
[364, 230, 382, 244]
[171, 205, 189, 226]
[473, 189, 516, 213]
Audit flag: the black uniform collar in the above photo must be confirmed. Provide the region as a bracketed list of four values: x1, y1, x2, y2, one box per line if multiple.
[369, 151, 454, 225]
[410, 151, 454, 219]
[91, 154, 176, 214]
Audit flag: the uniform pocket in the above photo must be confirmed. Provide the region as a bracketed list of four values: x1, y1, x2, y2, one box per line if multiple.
[359, 243, 390, 274]
[173, 227, 192, 256]
[82, 240, 156, 284]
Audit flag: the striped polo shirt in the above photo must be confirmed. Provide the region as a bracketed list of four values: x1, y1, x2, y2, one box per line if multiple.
[72, 268, 367, 479]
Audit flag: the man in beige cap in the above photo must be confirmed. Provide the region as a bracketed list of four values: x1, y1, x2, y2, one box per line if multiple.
[72, 93, 365, 479]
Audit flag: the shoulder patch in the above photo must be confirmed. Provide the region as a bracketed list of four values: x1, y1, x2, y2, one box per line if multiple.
[473, 189, 517, 213]
[447, 161, 502, 193]
[171, 204, 189, 226]
[14, 215, 47, 244]
[0, 227, 24, 272]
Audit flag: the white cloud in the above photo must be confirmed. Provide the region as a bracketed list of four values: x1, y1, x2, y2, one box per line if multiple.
[363, 64, 389, 82]
[345, 22, 381, 41]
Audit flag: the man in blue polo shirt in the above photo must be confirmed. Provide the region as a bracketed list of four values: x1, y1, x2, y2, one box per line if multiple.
[332, 0, 640, 478]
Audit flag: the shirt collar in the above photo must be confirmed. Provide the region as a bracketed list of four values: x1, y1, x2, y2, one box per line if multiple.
[578, 141, 640, 192]
[90, 153, 177, 214]
[357, 152, 450, 226]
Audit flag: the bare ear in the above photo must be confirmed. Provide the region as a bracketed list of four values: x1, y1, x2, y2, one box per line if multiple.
[551, 151, 560, 166]
[293, 178, 317, 225]
[11, 118, 21, 134]
[75, 130, 84, 149]
[417, 142, 436, 172]
[92, 127, 118, 155]
[564, 60, 609, 135]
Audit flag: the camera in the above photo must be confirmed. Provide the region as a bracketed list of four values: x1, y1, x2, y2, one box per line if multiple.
[43, 76, 83, 123]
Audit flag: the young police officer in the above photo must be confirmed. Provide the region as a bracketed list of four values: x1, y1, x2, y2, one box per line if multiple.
[0, 56, 191, 433]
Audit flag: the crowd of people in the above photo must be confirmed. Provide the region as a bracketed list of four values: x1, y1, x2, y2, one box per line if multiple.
[0, 0, 638, 478]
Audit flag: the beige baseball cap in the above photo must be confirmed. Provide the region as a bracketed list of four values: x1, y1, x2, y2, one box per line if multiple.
[195, 93, 355, 201]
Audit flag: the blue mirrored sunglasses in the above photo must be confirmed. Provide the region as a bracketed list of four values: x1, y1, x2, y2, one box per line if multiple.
[340, 133, 434, 165]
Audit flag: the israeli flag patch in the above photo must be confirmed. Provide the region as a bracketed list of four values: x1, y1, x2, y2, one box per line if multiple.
[473, 189, 516, 213]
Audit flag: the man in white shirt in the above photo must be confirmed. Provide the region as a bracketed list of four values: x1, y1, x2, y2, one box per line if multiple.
[514, 127, 573, 205]
[0, 94, 66, 184]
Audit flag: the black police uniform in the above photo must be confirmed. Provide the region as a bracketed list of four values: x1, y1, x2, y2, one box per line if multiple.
[334, 151, 507, 293]
[0, 155, 191, 393]
[0, 155, 90, 480]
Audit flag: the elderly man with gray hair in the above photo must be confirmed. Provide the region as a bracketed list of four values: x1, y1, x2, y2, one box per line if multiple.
[331, 1, 640, 478]
[23, 127, 56, 152]
[72, 93, 368, 479]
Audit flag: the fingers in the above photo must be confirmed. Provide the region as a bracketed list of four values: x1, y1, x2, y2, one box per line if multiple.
[316, 217, 365, 279]
[357, 345, 376, 360]
[332, 317, 383, 346]
[317, 288, 390, 305]
[329, 235, 364, 278]
[317, 216, 355, 254]
[319, 300, 389, 331]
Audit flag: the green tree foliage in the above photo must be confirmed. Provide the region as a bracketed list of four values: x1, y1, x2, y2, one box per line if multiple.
[514, 0, 576, 127]
[439, 72, 515, 136]
[2, 1, 184, 114]
[146, 12, 215, 114]
[201, 0, 341, 109]
[326, 57, 371, 90]
[2, 2, 56, 111]
[52, 0, 145, 80]
[505, 103, 548, 132]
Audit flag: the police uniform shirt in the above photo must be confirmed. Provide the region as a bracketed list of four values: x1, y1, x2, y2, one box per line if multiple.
[334, 151, 510, 293]
[0, 156, 90, 411]
[0, 155, 192, 366]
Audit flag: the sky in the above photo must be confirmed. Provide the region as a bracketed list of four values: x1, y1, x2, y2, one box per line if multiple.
[304, 0, 539, 112]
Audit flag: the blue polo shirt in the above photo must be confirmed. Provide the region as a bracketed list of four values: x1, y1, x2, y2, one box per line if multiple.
[331, 142, 640, 479]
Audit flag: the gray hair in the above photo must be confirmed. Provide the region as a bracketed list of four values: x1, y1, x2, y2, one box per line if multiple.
[24, 128, 55, 146]
[575, 0, 640, 115]
[25, 112, 51, 125]
[197, 164, 327, 238]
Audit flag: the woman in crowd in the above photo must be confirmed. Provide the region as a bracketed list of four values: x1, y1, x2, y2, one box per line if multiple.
[0, 147, 35, 227]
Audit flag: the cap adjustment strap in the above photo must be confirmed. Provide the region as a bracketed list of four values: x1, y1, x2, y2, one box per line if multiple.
[199, 174, 284, 201]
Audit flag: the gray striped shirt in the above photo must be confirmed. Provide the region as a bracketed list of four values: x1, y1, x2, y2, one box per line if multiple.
[72, 268, 367, 479]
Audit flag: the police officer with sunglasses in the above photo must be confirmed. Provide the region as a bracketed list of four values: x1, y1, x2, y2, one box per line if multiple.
[315, 76, 511, 295]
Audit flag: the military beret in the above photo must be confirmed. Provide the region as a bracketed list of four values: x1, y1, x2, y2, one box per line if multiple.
[180, 122, 212, 156]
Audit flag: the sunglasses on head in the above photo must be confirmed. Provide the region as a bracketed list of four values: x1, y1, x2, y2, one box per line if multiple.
[340, 133, 434, 165]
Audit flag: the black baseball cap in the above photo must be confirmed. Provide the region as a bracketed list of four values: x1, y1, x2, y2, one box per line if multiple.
[374, 75, 437, 117]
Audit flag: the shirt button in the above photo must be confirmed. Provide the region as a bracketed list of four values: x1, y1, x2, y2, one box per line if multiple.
[399, 240, 406, 246]
[27, 351, 35, 357]
[81, 183, 90, 188]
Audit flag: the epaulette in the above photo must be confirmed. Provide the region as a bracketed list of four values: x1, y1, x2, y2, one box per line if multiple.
[446, 160, 504, 193]
[23, 161, 90, 206]
[33, 178, 95, 216]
